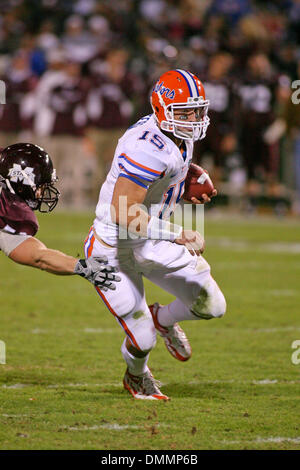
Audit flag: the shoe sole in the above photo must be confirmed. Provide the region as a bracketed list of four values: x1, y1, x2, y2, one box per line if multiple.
[123, 379, 169, 401]
[164, 337, 191, 362]
[150, 305, 192, 362]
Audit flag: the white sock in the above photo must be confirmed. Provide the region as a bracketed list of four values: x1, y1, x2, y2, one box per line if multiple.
[121, 338, 149, 376]
[157, 299, 199, 327]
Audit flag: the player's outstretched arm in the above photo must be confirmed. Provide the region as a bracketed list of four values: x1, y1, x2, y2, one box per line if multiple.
[8, 237, 120, 290]
[9, 236, 77, 273]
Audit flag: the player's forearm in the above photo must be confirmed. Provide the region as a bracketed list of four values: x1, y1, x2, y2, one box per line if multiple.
[111, 177, 149, 235]
[114, 203, 183, 241]
[32, 248, 77, 275]
[9, 237, 77, 274]
[9, 237, 120, 290]
[117, 204, 150, 237]
[111, 178, 182, 240]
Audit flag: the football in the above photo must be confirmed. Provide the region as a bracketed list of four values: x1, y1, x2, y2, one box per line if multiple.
[183, 163, 215, 201]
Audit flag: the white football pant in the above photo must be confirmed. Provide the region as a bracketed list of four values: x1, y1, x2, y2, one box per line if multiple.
[84, 230, 226, 354]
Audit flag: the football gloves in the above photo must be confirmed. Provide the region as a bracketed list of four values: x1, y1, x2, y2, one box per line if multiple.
[74, 257, 120, 291]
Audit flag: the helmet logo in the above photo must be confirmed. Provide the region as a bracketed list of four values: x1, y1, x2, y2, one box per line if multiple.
[153, 81, 175, 100]
[8, 164, 36, 185]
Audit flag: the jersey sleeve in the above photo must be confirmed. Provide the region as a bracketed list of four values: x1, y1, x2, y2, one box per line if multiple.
[116, 139, 167, 190]
[0, 230, 31, 256]
[0, 189, 39, 236]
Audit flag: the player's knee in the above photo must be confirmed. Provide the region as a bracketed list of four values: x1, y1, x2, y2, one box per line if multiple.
[132, 333, 156, 354]
[127, 314, 157, 353]
[137, 329, 157, 352]
[117, 296, 139, 318]
[190, 281, 226, 320]
[210, 289, 226, 318]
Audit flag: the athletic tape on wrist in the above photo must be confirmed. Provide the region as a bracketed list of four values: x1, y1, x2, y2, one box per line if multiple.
[146, 216, 182, 241]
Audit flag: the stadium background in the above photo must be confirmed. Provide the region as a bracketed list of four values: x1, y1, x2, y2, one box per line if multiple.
[0, 0, 300, 213]
[1, 0, 300, 451]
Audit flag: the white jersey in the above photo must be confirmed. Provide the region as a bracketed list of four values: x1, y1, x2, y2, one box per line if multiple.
[93, 114, 193, 246]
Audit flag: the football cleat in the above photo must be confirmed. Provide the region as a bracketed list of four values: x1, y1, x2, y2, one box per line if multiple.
[149, 303, 192, 362]
[123, 367, 169, 401]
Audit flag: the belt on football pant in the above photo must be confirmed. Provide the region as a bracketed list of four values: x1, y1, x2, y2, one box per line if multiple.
[92, 227, 114, 248]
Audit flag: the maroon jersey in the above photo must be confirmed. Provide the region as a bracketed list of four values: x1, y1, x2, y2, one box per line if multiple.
[0, 188, 39, 236]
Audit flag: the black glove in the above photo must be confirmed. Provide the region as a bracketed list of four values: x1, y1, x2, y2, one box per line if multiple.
[74, 257, 121, 291]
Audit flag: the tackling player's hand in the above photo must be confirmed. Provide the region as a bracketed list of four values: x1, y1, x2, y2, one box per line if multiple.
[74, 257, 121, 290]
[174, 230, 205, 256]
[190, 189, 217, 205]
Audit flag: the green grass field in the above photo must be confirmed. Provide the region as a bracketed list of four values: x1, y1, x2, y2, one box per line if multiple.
[1, 211, 300, 450]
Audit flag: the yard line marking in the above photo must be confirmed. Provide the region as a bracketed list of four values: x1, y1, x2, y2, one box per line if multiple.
[47, 379, 299, 388]
[46, 383, 89, 388]
[252, 379, 278, 385]
[190, 211, 300, 226]
[206, 326, 300, 333]
[0, 382, 122, 389]
[102, 424, 147, 431]
[252, 379, 300, 385]
[1, 383, 29, 389]
[46, 382, 122, 389]
[254, 326, 300, 333]
[254, 437, 300, 444]
[1, 413, 29, 418]
[263, 243, 300, 254]
[83, 328, 119, 333]
[188, 379, 235, 385]
[66, 424, 142, 431]
[31, 328, 48, 334]
[269, 290, 296, 296]
[2, 378, 299, 390]
[29, 325, 300, 335]
[30, 327, 120, 334]
[215, 261, 262, 270]
[222, 436, 300, 445]
[208, 237, 300, 254]
[187, 379, 300, 386]
[61, 423, 166, 432]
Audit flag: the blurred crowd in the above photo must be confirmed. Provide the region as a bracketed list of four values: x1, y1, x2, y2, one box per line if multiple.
[0, 0, 300, 213]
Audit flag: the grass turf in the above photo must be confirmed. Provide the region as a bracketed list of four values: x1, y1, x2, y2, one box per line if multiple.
[0, 211, 300, 450]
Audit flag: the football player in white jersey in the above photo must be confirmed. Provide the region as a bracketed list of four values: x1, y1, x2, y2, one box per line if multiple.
[84, 70, 226, 400]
